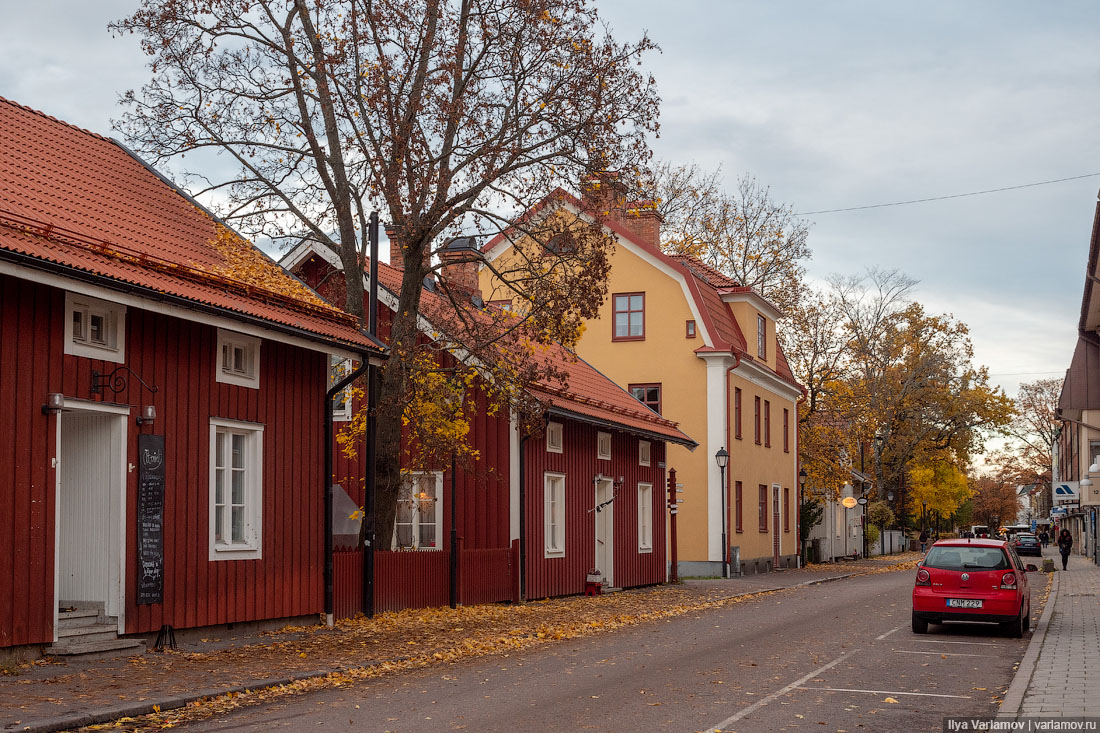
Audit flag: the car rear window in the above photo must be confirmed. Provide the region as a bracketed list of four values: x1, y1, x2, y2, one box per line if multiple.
[924, 546, 1009, 570]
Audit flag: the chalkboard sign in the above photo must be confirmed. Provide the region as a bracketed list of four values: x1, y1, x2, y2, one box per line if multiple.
[137, 434, 165, 605]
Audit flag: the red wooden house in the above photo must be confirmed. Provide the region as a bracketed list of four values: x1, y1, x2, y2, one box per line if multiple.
[0, 98, 383, 658]
[283, 241, 696, 610]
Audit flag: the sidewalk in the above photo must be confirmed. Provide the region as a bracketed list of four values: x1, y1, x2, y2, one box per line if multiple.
[1001, 549, 1100, 718]
[1, 553, 918, 732]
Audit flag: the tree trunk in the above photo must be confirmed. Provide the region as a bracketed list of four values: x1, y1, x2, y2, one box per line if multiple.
[372, 233, 429, 549]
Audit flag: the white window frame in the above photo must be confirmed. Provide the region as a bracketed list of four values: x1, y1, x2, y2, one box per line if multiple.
[544, 472, 566, 558]
[639, 440, 651, 467]
[209, 418, 264, 561]
[637, 482, 654, 552]
[64, 292, 126, 363]
[216, 329, 261, 388]
[546, 421, 564, 453]
[597, 431, 612, 461]
[330, 356, 353, 422]
[392, 471, 443, 551]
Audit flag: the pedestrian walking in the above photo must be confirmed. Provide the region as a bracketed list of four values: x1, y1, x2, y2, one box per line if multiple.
[919, 528, 929, 553]
[1057, 529, 1074, 570]
[1039, 529, 1049, 547]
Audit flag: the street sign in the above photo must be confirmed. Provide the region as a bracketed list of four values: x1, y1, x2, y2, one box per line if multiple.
[1053, 482, 1080, 505]
[842, 497, 858, 508]
[856, 497, 868, 506]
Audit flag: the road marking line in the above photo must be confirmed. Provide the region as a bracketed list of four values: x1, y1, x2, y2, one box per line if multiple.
[875, 624, 905, 640]
[892, 650, 993, 657]
[704, 649, 859, 732]
[795, 686, 972, 699]
[908, 639, 1003, 646]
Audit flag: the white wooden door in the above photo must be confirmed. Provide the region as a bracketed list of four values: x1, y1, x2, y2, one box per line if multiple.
[594, 479, 614, 586]
[58, 411, 122, 615]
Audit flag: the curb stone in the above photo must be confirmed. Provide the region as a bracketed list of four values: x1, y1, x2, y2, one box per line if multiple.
[6, 565, 904, 732]
[997, 571, 1059, 719]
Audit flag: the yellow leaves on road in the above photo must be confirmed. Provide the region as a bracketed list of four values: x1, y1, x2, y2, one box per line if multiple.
[884, 697, 899, 704]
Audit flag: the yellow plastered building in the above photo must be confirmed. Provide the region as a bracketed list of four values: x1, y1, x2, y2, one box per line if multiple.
[479, 180, 805, 576]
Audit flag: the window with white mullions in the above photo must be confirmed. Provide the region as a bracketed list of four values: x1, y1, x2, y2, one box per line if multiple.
[330, 356, 353, 421]
[393, 472, 442, 550]
[209, 418, 263, 560]
[65, 292, 126, 362]
[216, 329, 261, 388]
[544, 472, 566, 557]
[637, 482, 653, 552]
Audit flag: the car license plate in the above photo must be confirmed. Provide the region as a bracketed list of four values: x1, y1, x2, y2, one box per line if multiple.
[947, 598, 983, 609]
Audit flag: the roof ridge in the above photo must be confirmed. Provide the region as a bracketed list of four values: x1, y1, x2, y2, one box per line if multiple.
[0, 95, 112, 143]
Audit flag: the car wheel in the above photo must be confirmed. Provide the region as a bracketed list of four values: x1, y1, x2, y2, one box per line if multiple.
[912, 612, 928, 634]
[1004, 608, 1025, 639]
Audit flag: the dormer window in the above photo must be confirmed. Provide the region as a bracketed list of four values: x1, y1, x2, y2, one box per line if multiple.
[597, 431, 612, 460]
[757, 313, 767, 359]
[217, 329, 261, 388]
[65, 292, 125, 363]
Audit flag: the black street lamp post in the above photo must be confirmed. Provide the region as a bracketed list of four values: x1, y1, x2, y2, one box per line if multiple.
[716, 448, 729, 579]
[798, 468, 808, 564]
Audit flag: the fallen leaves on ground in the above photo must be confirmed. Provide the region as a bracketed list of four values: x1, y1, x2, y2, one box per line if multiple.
[75, 555, 919, 731]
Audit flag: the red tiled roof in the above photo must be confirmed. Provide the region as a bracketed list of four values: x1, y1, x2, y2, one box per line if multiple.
[667, 254, 740, 288]
[0, 97, 378, 351]
[352, 256, 693, 446]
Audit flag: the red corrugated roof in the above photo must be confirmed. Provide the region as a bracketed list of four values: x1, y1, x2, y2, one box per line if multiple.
[363, 257, 693, 445]
[0, 97, 377, 351]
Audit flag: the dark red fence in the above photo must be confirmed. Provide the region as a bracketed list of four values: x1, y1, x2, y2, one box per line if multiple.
[333, 544, 517, 619]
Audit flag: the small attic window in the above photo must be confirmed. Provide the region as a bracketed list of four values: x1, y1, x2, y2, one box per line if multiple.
[217, 329, 261, 388]
[546, 421, 564, 453]
[65, 292, 125, 363]
[686, 320, 696, 338]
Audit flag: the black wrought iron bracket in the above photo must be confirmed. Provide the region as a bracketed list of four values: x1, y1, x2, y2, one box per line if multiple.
[91, 365, 159, 397]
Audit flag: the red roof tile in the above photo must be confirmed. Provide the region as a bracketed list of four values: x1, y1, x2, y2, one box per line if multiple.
[0, 97, 377, 352]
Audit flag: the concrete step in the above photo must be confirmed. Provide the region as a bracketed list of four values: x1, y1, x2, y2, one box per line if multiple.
[45, 637, 145, 661]
[57, 609, 102, 629]
[56, 623, 121, 644]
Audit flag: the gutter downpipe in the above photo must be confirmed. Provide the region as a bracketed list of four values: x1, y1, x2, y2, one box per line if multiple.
[363, 212, 381, 618]
[518, 432, 528, 601]
[723, 352, 742, 578]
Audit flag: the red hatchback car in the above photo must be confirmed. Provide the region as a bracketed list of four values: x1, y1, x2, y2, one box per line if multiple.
[912, 538, 1037, 637]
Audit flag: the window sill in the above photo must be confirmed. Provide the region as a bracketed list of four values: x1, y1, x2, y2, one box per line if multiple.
[217, 370, 260, 389]
[544, 550, 565, 559]
[210, 544, 262, 561]
[612, 336, 646, 342]
[638, 546, 653, 554]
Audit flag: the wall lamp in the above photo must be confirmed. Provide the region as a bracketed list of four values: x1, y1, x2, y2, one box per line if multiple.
[136, 405, 157, 426]
[42, 392, 64, 415]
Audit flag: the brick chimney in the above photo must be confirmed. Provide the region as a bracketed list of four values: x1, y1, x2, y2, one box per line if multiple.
[579, 171, 627, 223]
[623, 200, 663, 248]
[386, 224, 405, 269]
[439, 236, 482, 298]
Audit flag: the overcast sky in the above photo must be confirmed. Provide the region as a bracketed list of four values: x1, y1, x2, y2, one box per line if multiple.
[2, 0, 1098, 407]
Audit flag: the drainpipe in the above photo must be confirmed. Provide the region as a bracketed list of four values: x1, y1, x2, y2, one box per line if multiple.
[325, 356, 369, 627]
[518, 432, 528, 601]
[722, 352, 742, 576]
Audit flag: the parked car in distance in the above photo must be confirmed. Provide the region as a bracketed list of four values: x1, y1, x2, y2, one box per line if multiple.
[1012, 533, 1042, 557]
[912, 538, 1037, 638]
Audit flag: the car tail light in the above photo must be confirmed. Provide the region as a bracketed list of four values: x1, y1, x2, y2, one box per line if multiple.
[1001, 572, 1017, 589]
[915, 568, 930, 586]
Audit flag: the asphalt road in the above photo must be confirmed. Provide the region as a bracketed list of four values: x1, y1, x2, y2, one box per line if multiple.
[186, 565, 1043, 732]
